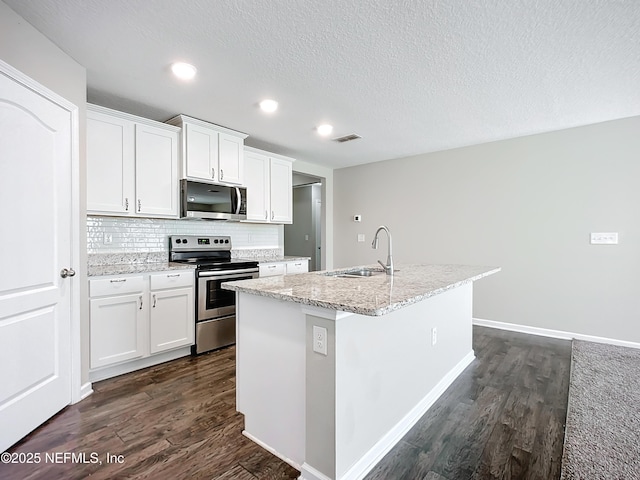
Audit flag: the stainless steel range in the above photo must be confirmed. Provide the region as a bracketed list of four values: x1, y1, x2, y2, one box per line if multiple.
[169, 235, 259, 354]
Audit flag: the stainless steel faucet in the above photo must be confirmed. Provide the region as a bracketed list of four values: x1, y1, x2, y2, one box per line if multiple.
[372, 225, 394, 275]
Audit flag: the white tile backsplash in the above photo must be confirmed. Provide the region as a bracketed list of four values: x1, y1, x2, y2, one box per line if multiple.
[87, 216, 283, 254]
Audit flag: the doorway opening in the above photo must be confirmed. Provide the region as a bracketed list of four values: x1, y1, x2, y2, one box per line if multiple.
[285, 172, 323, 271]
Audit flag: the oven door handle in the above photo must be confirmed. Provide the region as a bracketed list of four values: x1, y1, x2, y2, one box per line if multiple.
[198, 268, 259, 278]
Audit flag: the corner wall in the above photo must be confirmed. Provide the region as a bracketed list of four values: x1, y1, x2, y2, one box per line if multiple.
[333, 116, 640, 343]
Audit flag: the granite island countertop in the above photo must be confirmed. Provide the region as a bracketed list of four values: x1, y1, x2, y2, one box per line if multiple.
[223, 264, 500, 316]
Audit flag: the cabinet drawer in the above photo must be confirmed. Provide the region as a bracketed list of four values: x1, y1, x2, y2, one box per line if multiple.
[286, 260, 308, 275]
[259, 263, 286, 277]
[90, 275, 145, 297]
[150, 271, 194, 290]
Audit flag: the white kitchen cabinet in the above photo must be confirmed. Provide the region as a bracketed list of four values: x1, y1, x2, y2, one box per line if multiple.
[149, 272, 194, 354]
[89, 269, 194, 375]
[167, 114, 247, 185]
[87, 104, 180, 218]
[259, 262, 287, 277]
[259, 259, 309, 277]
[89, 276, 146, 369]
[244, 146, 294, 224]
[285, 259, 309, 275]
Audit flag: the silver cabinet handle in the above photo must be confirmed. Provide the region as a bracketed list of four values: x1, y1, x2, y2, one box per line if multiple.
[109, 278, 126, 283]
[166, 273, 180, 278]
[211, 167, 215, 179]
[265, 210, 268, 220]
[271, 211, 275, 220]
[152, 294, 157, 308]
[60, 268, 76, 278]
[139, 295, 143, 310]
[138, 199, 141, 212]
[220, 169, 224, 180]
[125, 198, 129, 211]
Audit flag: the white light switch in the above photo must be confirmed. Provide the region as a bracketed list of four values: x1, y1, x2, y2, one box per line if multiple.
[357, 234, 365, 242]
[590, 232, 619, 245]
[313, 325, 328, 356]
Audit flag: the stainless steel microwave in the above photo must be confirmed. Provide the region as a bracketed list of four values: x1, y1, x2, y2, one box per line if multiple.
[180, 179, 247, 221]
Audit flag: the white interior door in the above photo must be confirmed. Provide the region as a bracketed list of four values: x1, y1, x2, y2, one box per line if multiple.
[0, 62, 75, 452]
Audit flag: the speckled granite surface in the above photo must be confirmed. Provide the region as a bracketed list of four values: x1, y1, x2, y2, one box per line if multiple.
[88, 253, 196, 277]
[223, 264, 500, 316]
[252, 256, 311, 264]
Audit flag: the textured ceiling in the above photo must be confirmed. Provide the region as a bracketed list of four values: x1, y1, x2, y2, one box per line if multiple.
[5, 0, 640, 168]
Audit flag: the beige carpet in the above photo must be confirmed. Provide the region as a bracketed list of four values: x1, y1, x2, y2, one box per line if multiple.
[560, 340, 640, 479]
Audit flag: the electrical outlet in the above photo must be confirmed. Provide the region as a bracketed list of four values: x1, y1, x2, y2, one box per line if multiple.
[357, 234, 365, 242]
[313, 325, 328, 356]
[103, 233, 113, 244]
[431, 327, 437, 346]
[590, 232, 618, 244]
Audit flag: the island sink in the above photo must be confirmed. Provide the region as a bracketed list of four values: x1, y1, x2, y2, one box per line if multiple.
[325, 267, 384, 278]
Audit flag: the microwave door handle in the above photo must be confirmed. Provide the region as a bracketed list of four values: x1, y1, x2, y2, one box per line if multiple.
[235, 187, 241, 215]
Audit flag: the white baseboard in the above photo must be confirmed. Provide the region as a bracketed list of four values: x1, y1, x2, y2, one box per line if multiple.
[299, 462, 333, 480]
[336, 350, 476, 480]
[473, 318, 640, 350]
[242, 430, 301, 472]
[88, 347, 192, 383]
[80, 382, 93, 400]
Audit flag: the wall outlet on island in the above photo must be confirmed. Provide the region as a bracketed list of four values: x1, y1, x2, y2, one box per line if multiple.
[431, 327, 437, 346]
[313, 326, 328, 356]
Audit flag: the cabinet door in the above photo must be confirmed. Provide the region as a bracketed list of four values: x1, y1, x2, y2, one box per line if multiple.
[184, 122, 218, 181]
[218, 132, 244, 185]
[259, 262, 286, 277]
[135, 124, 179, 217]
[286, 260, 309, 275]
[244, 150, 270, 222]
[149, 288, 194, 354]
[87, 110, 134, 214]
[90, 294, 145, 368]
[270, 157, 293, 223]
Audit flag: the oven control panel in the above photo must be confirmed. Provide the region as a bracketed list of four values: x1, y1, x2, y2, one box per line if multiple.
[170, 235, 232, 251]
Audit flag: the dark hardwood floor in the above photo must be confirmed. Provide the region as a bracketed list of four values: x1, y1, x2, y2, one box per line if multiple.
[366, 327, 572, 480]
[0, 326, 571, 480]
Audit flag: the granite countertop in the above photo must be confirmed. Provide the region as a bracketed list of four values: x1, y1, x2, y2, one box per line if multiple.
[251, 256, 311, 264]
[88, 262, 196, 277]
[223, 264, 500, 316]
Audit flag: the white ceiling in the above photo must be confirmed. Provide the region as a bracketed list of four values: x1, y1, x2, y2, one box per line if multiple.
[5, 0, 640, 169]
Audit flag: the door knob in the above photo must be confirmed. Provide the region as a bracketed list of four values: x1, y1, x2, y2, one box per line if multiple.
[60, 268, 76, 278]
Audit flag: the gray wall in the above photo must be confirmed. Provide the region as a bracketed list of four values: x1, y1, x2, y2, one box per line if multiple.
[0, 1, 89, 381]
[334, 116, 640, 343]
[285, 184, 321, 270]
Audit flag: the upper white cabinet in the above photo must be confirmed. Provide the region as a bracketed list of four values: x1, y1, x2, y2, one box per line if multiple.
[166, 114, 247, 185]
[87, 104, 180, 218]
[244, 147, 294, 224]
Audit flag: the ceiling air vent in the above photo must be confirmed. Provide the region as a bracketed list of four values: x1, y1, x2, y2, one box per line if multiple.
[332, 133, 362, 143]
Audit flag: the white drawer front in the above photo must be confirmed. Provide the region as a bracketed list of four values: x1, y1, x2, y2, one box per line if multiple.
[259, 262, 286, 277]
[286, 260, 308, 275]
[150, 271, 194, 290]
[90, 275, 145, 297]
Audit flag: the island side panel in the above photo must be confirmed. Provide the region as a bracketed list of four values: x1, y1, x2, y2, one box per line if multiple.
[304, 282, 474, 480]
[235, 292, 306, 468]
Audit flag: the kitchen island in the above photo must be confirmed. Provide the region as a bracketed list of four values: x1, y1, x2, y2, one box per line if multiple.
[223, 264, 499, 480]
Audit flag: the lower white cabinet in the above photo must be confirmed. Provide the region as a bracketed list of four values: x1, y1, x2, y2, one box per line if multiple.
[149, 272, 194, 354]
[90, 292, 146, 369]
[89, 270, 194, 373]
[259, 259, 309, 277]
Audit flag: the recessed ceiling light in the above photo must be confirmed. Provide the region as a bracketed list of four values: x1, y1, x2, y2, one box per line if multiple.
[259, 99, 278, 113]
[171, 62, 197, 80]
[317, 124, 333, 136]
